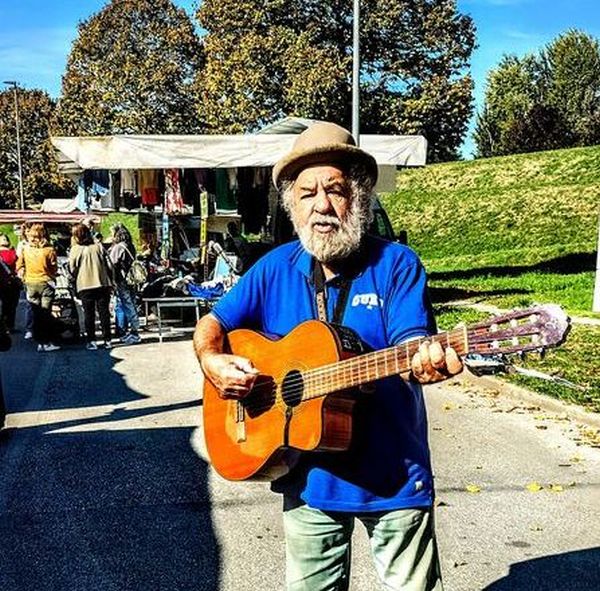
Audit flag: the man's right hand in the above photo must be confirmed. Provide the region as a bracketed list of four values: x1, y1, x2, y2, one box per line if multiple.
[201, 353, 259, 400]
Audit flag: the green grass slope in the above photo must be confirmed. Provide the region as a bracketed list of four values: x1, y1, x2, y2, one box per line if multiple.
[382, 145, 599, 266]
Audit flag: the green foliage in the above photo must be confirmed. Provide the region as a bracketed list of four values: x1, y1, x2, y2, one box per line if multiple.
[0, 89, 74, 208]
[544, 30, 600, 145]
[56, 0, 203, 135]
[101, 212, 142, 249]
[475, 30, 600, 157]
[196, 0, 476, 162]
[0, 224, 17, 247]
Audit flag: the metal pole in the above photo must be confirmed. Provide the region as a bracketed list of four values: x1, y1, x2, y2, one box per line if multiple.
[3, 81, 25, 209]
[351, 0, 360, 144]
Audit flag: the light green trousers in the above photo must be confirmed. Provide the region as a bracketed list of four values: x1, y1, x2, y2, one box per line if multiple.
[283, 504, 443, 591]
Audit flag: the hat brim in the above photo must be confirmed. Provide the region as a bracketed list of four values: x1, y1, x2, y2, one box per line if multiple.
[273, 144, 378, 189]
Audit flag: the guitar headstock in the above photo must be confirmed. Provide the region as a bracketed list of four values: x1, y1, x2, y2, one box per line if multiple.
[466, 304, 570, 357]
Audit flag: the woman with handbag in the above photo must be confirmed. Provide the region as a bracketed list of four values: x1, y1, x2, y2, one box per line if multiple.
[68, 223, 113, 350]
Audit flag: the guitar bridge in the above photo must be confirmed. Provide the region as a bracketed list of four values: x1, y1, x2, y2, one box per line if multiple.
[236, 401, 247, 442]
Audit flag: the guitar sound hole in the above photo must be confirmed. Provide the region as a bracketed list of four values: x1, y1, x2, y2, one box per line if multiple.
[281, 370, 304, 408]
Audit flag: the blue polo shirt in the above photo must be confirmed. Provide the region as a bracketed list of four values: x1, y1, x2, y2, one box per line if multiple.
[211, 236, 437, 512]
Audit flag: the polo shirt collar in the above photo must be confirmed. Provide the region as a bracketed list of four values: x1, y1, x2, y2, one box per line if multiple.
[290, 238, 372, 283]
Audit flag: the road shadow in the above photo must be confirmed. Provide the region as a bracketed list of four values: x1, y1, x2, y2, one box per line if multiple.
[483, 547, 600, 590]
[429, 251, 596, 282]
[0, 325, 219, 590]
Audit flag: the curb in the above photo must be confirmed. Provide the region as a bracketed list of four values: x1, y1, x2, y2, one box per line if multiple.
[464, 374, 600, 430]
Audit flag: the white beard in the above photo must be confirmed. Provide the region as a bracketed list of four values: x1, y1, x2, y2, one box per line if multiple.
[292, 201, 365, 264]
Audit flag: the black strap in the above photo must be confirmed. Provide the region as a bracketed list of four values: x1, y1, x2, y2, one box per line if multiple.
[312, 259, 352, 324]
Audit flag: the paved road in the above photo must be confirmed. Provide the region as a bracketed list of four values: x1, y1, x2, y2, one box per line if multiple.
[0, 331, 598, 590]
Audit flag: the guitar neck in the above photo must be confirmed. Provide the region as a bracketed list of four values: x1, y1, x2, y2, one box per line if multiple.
[302, 327, 469, 400]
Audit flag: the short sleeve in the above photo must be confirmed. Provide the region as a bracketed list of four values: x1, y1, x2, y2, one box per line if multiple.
[385, 260, 436, 345]
[210, 263, 265, 332]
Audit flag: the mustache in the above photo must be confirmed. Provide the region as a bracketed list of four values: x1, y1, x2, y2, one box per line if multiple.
[309, 213, 341, 229]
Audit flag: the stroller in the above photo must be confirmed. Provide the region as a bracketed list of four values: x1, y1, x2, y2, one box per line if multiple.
[51, 259, 82, 344]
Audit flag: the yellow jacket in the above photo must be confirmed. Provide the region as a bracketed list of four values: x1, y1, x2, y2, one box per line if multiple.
[16, 244, 58, 284]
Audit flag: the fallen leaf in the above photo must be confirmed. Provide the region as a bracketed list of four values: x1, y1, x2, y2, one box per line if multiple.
[526, 482, 543, 493]
[549, 484, 564, 493]
[466, 484, 481, 493]
[443, 402, 456, 411]
[529, 525, 543, 532]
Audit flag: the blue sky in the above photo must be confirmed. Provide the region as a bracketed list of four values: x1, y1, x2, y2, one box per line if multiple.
[1, 0, 599, 157]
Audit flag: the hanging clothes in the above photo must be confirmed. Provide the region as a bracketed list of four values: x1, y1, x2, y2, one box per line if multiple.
[109, 171, 121, 209]
[238, 166, 270, 234]
[182, 169, 200, 215]
[164, 169, 184, 214]
[91, 170, 110, 198]
[121, 169, 138, 210]
[121, 170, 137, 193]
[215, 169, 237, 211]
[76, 176, 87, 212]
[139, 169, 160, 207]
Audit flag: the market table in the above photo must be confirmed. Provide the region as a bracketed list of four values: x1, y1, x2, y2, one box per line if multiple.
[142, 296, 213, 343]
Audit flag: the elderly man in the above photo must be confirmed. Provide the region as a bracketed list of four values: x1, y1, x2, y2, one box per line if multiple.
[193, 122, 463, 590]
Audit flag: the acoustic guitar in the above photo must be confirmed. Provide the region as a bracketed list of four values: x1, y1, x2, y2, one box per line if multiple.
[202, 304, 570, 482]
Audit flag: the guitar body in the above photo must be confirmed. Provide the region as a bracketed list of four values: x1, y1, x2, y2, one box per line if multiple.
[203, 320, 361, 481]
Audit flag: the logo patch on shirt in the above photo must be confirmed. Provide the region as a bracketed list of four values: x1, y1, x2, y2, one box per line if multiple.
[351, 293, 383, 310]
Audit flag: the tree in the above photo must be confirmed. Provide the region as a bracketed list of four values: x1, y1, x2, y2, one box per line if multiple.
[474, 29, 600, 157]
[56, 0, 203, 136]
[196, 0, 476, 162]
[473, 54, 558, 157]
[543, 30, 600, 145]
[0, 89, 74, 208]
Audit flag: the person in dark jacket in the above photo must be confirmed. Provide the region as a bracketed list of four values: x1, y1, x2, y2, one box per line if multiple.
[109, 224, 141, 345]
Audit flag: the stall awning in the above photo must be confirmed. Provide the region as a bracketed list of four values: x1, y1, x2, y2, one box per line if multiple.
[0, 210, 103, 224]
[51, 133, 427, 176]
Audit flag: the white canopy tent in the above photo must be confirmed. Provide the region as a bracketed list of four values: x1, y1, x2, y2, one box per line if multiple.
[51, 133, 427, 177]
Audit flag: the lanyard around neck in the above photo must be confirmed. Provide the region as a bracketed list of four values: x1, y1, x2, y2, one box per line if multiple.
[311, 259, 352, 325]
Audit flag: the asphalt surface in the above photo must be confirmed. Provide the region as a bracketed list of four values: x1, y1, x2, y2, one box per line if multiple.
[0, 323, 599, 591]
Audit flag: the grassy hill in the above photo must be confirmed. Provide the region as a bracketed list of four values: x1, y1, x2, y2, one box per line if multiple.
[382, 144, 599, 265]
[380, 145, 600, 411]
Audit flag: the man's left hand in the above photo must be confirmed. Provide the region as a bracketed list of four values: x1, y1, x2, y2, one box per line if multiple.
[410, 341, 463, 384]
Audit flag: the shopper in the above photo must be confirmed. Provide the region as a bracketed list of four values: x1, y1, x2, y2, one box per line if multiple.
[69, 223, 113, 350]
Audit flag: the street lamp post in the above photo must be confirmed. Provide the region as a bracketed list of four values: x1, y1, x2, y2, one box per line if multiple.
[3, 81, 25, 210]
[351, 0, 360, 143]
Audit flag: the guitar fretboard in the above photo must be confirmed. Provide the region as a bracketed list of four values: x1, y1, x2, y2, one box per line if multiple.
[301, 327, 469, 400]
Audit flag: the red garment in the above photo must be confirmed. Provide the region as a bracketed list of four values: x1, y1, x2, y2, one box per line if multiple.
[0, 248, 17, 273]
[164, 169, 184, 214]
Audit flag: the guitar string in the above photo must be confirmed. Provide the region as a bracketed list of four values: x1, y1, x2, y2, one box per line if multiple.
[237, 328, 542, 414]
[238, 334, 473, 413]
[240, 332, 471, 401]
[233, 322, 536, 406]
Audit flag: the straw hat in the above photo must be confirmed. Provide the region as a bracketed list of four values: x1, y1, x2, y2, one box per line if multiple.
[272, 122, 378, 189]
